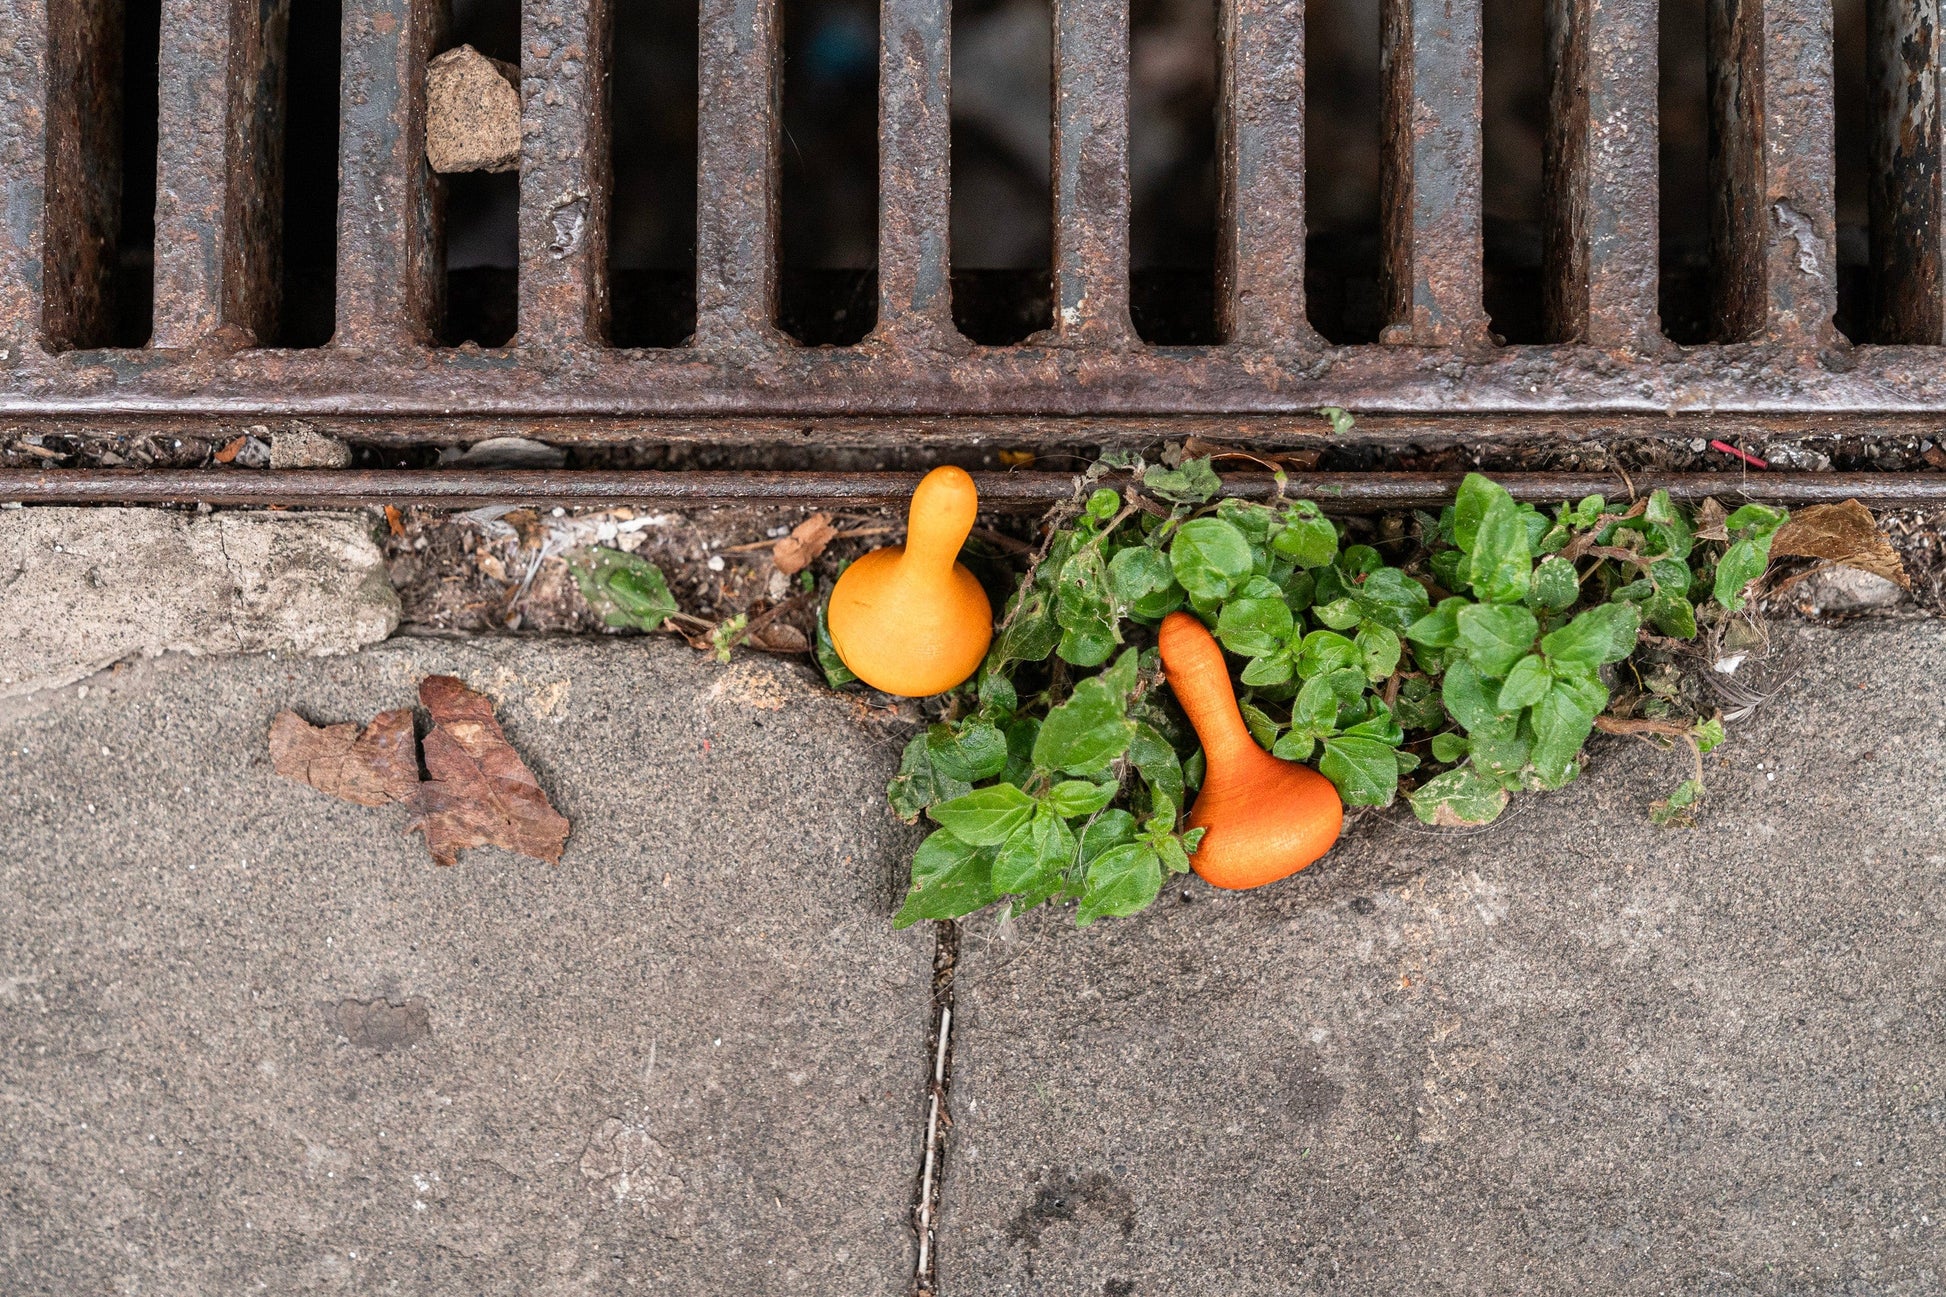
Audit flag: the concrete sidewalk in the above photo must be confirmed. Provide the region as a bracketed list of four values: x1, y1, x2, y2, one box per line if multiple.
[2, 625, 1944, 1294]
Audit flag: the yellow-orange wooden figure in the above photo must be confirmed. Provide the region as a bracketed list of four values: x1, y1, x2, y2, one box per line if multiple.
[827, 466, 993, 696]
[1158, 611, 1344, 888]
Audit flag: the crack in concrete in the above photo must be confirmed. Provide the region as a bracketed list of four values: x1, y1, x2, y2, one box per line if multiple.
[910, 920, 959, 1295]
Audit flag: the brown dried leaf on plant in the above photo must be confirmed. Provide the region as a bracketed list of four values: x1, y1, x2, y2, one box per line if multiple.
[269, 676, 570, 867]
[1770, 500, 1910, 589]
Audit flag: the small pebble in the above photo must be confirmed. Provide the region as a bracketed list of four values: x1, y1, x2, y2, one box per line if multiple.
[707, 555, 725, 572]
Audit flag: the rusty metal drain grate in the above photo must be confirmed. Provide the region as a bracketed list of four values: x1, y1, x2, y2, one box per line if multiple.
[1, 0, 1944, 451]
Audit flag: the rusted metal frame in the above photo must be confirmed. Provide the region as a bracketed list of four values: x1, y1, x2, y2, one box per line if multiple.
[337, 0, 447, 350]
[7, 467, 1944, 511]
[1381, 0, 1488, 346]
[39, 0, 127, 351]
[1050, 0, 1134, 346]
[1707, 0, 1765, 341]
[1867, 0, 1942, 343]
[1216, 0, 1319, 348]
[873, 0, 955, 347]
[695, 0, 784, 350]
[1543, 0, 1661, 346]
[519, 0, 610, 348]
[0, 0, 51, 354]
[152, 0, 291, 348]
[25, 336, 1946, 415]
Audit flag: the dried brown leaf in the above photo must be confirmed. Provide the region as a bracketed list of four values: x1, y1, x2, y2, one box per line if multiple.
[746, 621, 810, 653]
[269, 708, 421, 807]
[1692, 498, 1730, 542]
[213, 435, 248, 465]
[1771, 500, 1910, 588]
[772, 513, 839, 576]
[405, 675, 571, 866]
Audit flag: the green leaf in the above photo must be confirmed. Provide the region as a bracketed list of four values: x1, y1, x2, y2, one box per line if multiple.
[1128, 721, 1186, 810]
[893, 832, 998, 927]
[1312, 597, 1363, 630]
[1216, 584, 1295, 658]
[1341, 705, 1403, 745]
[1528, 555, 1580, 611]
[1540, 602, 1641, 670]
[1646, 592, 1698, 639]
[1496, 654, 1552, 711]
[1408, 766, 1510, 826]
[1455, 603, 1540, 679]
[1352, 568, 1432, 632]
[1000, 716, 1040, 785]
[1466, 719, 1532, 781]
[1429, 732, 1470, 764]
[1080, 809, 1139, 862]
[1108, 545, 1180, 618]
[1317, 405, 1356, 436]
[992, 807, 1078, 895]
[1452, 474, 1507, 552]
[571, 548, 679, 631]
[1048, 779, 1118, 818]
[995, 585, 1061, 665]
[1725, 503, 1787, 538]
[1169, 518, 1255, 601]
[1441, 658, 1506, 732]
[1271, 731, 1316, 762]
[1530, 674, 1609, 789]
[1693, 715, 1726, 754]
[926, 721, 1008, 783]
[1032, 676, 1134, 775]
[1714, 536, 1773, 612]
[928, 783, 1037, 845]
[1142, 456, 1222, 504]
[1077, 842, 1164, 925]
[887, 734, 970, 823]
[1405, 597, 1468, 649]
[815, 600, 859, 688]
[1355, 622, 1402, 681]
[1320, 736, 1400, 806]
[1466, 492, 1534, 604]
[976, 667, 1017, 715]
[1296, 630, 1362, 679]
[1239, 699, 1281, 749]
[1272, 500, 1339, 568]
[1240, 651, 1295, 688]
[1054, 547, 1120, 667]
[1650, 778, 1705, 827]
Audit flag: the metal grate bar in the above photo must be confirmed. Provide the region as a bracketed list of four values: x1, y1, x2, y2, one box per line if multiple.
[0, 0, 49, 352]
[874, 0, 955, 346]
[519, 0, 610, 348]
[694, 0, 782, 350]
[1051, 0, 1134, 345]
[1217, 0, 1316, 347]
[153, 0, 288, 348]
[8, 467, 1944, 511]
[1381, 0, 1488, 346]
[335, 0, 443, 350]
[1544, 0, 1660, 346]
[1754, 0, 1836, 345]
[1868, 0, 1940, 344]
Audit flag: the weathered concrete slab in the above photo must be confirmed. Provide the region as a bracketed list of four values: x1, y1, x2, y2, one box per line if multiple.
[939, 623, 1946, 1295]
[0, 507, 398, 698]
[0, 640, 928, 1294]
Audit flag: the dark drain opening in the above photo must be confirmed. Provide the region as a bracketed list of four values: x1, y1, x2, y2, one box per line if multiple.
[277, 0, 341, 347]
[438, 0, 519, 348]
[1484, 0, 1543, 343]
[1130, 0, 1219, 344]
[951, 0, 1053, 344]
[42, 0, 160, 350]
[1657, 0, 1711, 343]
[610, 0, 701, 347]
[780, 0, 879, 345]
[1304, 0, 1382, 344]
